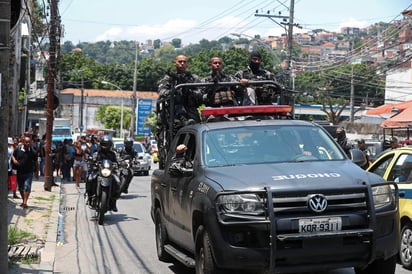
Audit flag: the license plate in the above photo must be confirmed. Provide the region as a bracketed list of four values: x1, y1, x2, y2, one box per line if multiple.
[299, 217, 342, 233]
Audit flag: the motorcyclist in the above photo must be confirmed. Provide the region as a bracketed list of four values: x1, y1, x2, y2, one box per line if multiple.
[119, 137, 136, 194]
[97, 135, 120, 212]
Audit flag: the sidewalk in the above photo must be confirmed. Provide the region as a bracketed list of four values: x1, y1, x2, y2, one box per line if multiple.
[7, 176, 61, 274]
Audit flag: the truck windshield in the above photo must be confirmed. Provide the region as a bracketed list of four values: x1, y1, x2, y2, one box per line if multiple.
[203, 125, 346, 167]
[53, 128, 71, 136]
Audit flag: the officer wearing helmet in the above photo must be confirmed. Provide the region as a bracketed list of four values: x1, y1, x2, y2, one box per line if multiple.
[97, 135, 120, 211]
[121, 137, 137, 159]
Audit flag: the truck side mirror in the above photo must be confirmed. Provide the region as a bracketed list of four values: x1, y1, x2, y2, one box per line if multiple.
[350, 149, 367, 167]
[168, 165, 193, 177]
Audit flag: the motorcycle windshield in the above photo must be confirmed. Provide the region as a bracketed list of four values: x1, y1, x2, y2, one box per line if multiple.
[101, 159, 113, 169]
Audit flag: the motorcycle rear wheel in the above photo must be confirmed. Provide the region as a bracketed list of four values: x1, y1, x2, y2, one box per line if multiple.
[98, 190, 108, 225]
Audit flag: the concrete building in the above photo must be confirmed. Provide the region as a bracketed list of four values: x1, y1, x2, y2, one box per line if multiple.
[27, 88, 158, 137]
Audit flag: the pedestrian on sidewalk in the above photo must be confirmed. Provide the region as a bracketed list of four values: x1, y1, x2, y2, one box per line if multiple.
[12, 136, 38, 209]
[8, 137, 19, 199]
[73, 140, 85, 188]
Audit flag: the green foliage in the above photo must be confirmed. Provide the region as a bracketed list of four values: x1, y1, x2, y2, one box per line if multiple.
[59, 37, 385, 118]
[8, 226, 35, 245]
[18, 89, 26, 108]
[171, 38, 182, 48]
[144, 112, 158, 134]
[95, 105, 131, 130]
[32, 1, 48, 44]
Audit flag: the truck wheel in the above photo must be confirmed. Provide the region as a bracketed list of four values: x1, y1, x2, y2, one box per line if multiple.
[354, 255, 396, 274]
[195, 226, 223, 274]
[155, 208, 171, 262]
[400, 222, 412, 269]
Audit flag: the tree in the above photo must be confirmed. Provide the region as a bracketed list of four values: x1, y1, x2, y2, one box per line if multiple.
[137, 57, 167, 91]
[153, 39, 161, 49]
[95, 105, 131, 131]
[294, 63, 383, 124]
[171, 38, 182, 49]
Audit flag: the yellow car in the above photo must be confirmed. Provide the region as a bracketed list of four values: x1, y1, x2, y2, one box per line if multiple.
[367, 147, 412, 269]
[152, 151, 158, 163]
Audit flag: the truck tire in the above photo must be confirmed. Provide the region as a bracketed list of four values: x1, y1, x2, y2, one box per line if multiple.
[195, 225, 224, 274]
[155, 208, 171, 262]
[354, 255, 396, 274]
[400, 222, 412, 269]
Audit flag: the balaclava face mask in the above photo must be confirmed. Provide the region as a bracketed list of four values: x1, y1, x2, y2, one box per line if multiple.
[249, 51, 262, 74]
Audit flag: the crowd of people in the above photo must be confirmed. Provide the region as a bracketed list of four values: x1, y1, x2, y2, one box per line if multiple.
[6, 132, 102, 208]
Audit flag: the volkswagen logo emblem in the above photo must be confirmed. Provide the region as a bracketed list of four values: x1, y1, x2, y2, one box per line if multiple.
[308, 194, 327, 213]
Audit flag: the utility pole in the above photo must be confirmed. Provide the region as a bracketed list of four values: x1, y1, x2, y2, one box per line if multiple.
[254, 0, 295, 86]
[44, 0, 59, 191]
[0, 0, 10, 270]
[79, 73, 84, 132]
[350, 64, 355, 123]
[286, 0, 295, 89]
[255, 0, 296, 112]
[131, 42, 139, 138]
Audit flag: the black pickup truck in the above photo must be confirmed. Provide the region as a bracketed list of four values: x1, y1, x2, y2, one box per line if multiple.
[151, 85, 399, 274]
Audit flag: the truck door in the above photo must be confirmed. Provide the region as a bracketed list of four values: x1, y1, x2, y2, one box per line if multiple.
[167, 132, 196, 249]
[165, 133, 188, 242]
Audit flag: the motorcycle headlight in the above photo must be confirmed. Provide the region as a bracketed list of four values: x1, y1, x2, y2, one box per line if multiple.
[372, 185, 394, 209]
[217, 194, 264, 215]
[101, 168, 112, 178]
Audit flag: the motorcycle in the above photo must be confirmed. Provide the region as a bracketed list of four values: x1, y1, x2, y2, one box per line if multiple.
[119, 155, 133, 194]
[85, 156, 120, 225]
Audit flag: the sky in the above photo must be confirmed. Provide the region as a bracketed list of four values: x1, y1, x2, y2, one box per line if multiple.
[59, 0, 411, 46]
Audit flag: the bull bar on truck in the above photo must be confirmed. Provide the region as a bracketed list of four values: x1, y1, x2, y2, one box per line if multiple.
[214, 181, 399, 272]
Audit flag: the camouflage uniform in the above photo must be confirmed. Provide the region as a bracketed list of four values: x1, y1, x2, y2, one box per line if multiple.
[156, 71, 201, 169]
[201, 71, 252, 107]
[234, 66, 278, 105]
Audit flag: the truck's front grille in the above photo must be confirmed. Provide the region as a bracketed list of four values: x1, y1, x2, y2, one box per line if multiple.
[272, 191, 367, 217]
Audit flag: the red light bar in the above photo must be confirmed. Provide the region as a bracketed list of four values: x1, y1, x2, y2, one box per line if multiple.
[201, 105, 292, 117]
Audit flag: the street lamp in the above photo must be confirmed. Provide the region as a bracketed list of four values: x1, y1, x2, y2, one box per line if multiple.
[101, 81, 124, 139]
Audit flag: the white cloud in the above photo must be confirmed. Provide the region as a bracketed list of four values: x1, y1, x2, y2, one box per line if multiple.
[338, 18, 369, 30]
[94, 27, 123, 42]
[93, 19, 198, 43]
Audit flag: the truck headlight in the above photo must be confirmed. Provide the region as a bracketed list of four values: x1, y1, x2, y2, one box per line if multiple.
[372, 185, 393, 209]
[217, 194, 264, 214]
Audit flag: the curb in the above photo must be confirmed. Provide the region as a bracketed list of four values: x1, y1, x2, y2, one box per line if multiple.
[38, 178, 61, 273]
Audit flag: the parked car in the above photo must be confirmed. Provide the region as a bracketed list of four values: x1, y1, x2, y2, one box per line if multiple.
[114, 141, 151, 176]
[367, 147, 412, 269]
[353, 139, 383, 162]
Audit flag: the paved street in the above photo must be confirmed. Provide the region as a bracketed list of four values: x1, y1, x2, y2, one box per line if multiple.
[8, 165, 410, 274]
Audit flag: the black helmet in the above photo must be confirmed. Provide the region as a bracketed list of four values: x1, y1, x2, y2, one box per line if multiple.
[100, 135, 113, 152]
[124, 137, 134, 150]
